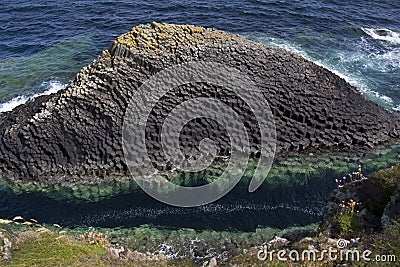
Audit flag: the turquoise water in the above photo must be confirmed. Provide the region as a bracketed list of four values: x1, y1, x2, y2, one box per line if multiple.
[0, 35, 94, 110]
[1, 141, 399, 231]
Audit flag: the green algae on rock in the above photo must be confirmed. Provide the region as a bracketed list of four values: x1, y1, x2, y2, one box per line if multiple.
[0, 141, 399, 202]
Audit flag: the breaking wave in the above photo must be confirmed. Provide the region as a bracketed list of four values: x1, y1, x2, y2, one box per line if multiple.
[0, 80, 66, 113]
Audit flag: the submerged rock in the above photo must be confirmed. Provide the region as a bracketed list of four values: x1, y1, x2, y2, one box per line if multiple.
[0, 22, 399, 183]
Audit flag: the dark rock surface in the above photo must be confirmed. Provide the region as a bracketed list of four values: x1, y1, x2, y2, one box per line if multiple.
[281, 229, 314, 243]
[0, 22, 399, 183]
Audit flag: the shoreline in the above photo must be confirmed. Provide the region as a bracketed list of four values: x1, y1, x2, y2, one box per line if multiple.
[1, 163, 399, 266]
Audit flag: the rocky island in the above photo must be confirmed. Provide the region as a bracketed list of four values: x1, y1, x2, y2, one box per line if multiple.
[1, 22, 400, 266]
[0, 22, 399, 189]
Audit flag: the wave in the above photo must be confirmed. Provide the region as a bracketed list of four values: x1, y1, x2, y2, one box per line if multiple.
[243, 32, 399, 111]
[75, 201, 323, 226]
[362, 27, 400, 45]
[0, 80, 65, 113]
[0, 34, 94, 113]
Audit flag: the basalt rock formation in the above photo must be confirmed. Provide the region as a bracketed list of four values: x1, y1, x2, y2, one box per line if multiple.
[0, 22, 399, 183]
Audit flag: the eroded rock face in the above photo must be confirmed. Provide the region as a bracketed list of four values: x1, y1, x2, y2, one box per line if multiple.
[0, 22, 399, 182]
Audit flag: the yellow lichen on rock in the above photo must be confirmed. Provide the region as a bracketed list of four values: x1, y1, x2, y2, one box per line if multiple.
[113, 22, 236, 56]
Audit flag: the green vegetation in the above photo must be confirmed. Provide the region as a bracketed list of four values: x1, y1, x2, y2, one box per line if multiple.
[334, 212, 362, 237]
[227, 223, 400, 266]
[362, 222, 400, 263]
[1, 228, 196, 267]
[5, 233, 105, 267]
[66, 223, 318, 258]
[360, 164, 400, 216]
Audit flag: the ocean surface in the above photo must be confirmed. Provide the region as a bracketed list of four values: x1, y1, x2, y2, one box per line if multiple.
[0, 0, 399, 230]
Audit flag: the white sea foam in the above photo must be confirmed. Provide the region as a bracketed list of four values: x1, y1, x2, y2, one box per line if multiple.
[78, 201, 323, 226]
[0, 95, 29, 113]
[393, 104, 400, 112]
[0, 80, 66, 113]
[362, 27, 400, 45]
[246, 33, 398, 108]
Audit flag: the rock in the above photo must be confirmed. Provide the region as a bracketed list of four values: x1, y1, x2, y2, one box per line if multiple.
[27, 218, 38, 224]
[208, 257, 218, 267]
[326, 238, 338, 247]
[0, 231, 12, 262]
[307, 244, 317, 251]
[351, 237, 361, 245]
[16, 231, 40, 244]
[0, 22, 399, 185]
[321, 167, 400, 237]
[106, 244, 166, 262]
[107, 245, 125, 259]
[382, 187, 400, 228]
[36, 227, 51, 234]
[0, 219, 12, 225]
[301, 237, 314, 242]
[282, 229, 313, 242]
[296, 237, 315, 249]
[12, 216, 24, 223]
[267, 236, 290, 248]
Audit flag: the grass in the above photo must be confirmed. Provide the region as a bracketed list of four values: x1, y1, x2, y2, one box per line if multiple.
[5, 233, 106, 267]
[4, 231, 196, 267]
[1, 223, 319, 267]
[228, 253, 295, 266]
[363, 222, 400, 259]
